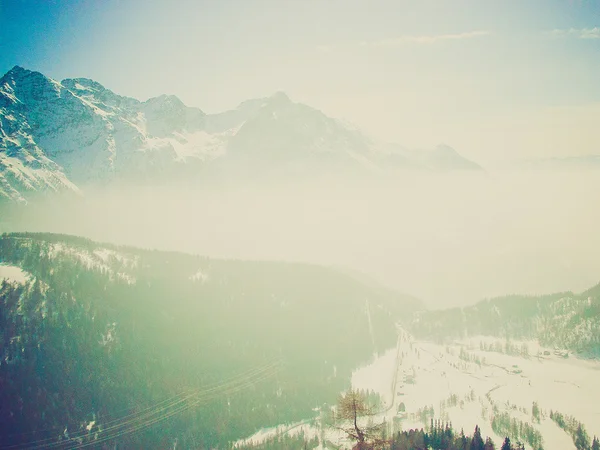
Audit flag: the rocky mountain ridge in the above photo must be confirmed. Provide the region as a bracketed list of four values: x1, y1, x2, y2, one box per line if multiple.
[0, 66, 482, 202]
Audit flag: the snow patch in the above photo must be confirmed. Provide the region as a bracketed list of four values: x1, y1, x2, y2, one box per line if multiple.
[0, 264, 30, 284]
[189, 269, 209, 283]
[49, 244, 137, 284]
[352, 348, 397, 406]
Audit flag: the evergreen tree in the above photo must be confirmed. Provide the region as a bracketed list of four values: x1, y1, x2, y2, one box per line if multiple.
[470, 426, 485, 450]
[459, 429, 469, 450]
[501, 437, 511, 450]
[591, 436, 599, 450]
[531, 401, 540, 423]
[575, 424, 590, 450]
[484, 437, 496, 450]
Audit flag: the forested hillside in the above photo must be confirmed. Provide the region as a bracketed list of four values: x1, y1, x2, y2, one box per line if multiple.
[0, 232, 419, 448]
[410, 288, 600, 357]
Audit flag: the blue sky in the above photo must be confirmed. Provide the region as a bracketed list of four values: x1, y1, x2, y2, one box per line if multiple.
[1, 0, 599, 164]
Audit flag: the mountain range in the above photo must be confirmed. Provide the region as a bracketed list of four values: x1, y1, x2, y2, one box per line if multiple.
[408, 283, 600, 357]
[0, 66, 481, 203]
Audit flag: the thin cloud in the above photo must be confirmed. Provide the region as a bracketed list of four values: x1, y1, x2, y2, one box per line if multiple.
[551, 27, 600, 39]
[369, 30, 491, 47]
[316, 44, 336, 53]
[315, 31, 490, 53]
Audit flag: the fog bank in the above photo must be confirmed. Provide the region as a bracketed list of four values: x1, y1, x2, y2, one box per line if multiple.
[6, 169, 600, 308]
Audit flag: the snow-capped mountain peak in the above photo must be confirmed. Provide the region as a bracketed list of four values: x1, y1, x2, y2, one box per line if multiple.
[0, 67, 482, 202]
[266, 90, 292, 105]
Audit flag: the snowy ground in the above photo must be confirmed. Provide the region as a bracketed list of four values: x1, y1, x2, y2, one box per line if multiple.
[349, 330, 600, 450]
[232, 418, 349, 450]
[0, 264, 29, 284]
[352, 347, 398, 406]
[237, 328, 600, 449]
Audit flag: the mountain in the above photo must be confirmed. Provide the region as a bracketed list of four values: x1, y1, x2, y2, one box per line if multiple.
[409, 144, 483, 171]
[0, 66, 482, 202]
[0, 232, 421, 448]
[407, 283, 600, 357]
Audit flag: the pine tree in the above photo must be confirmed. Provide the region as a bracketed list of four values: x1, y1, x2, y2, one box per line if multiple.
[470, 425, 485, 450]
[445, 421, 454, 443]
[459, 428, 469, 450]
[532, 401, 540, 423]
[591, 436, 599, 450]
[575, 424, 590, 450]
[484, 436, 496, 450]
[501, 437, 511, 450]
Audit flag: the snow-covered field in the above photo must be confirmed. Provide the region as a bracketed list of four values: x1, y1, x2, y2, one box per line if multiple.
[350, 330, 600, 450]
[237, 328, 600, 449]
[232, 413, 360, 450]
[352, 347, 398, 405]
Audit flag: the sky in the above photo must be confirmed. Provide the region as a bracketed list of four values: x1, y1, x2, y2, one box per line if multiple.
[1, 0, 600, 165]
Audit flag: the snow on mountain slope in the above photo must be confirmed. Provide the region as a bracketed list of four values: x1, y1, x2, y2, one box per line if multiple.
[0, 147, 80, 203]
[226, 92, 374, 166]
[0, 264, 30, 284]
[0, 66, 217, 194]
[411, 144, 483, 170]
[0, 66, 482, 201]
[0, 69, 81, 202]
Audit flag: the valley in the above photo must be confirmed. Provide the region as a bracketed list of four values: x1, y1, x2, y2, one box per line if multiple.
[237, 329, 600, 449]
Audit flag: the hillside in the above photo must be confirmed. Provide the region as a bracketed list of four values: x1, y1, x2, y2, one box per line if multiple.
[0, 232, 420, 448]
[408, 286, 600, 357]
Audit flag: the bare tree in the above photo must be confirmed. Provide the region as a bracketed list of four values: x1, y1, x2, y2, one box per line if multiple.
[335, 389, 386, 450]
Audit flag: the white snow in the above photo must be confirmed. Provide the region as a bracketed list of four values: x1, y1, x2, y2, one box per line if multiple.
[74, 82, 91, 92]
[0, 148, 81, 202]
[233, 419, 347, 449]
[92, 248, 138, 268]
[236, 328, 600, 450]
[143, 130, 228, 162]
[189, 269, 209, 283]
[353, 332, 600, 449]
[93, 249, 114, 262]
[0, 83, 19, 103]
[233, 420, 318, 448]
[49, 244, 137, 284]
[352, 347, 397, 405]
[0, 264, 29, 284]
[68, 91, 112, 117]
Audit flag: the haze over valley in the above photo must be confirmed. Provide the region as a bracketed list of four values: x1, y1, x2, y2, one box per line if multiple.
[1, 66, 599, 308]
